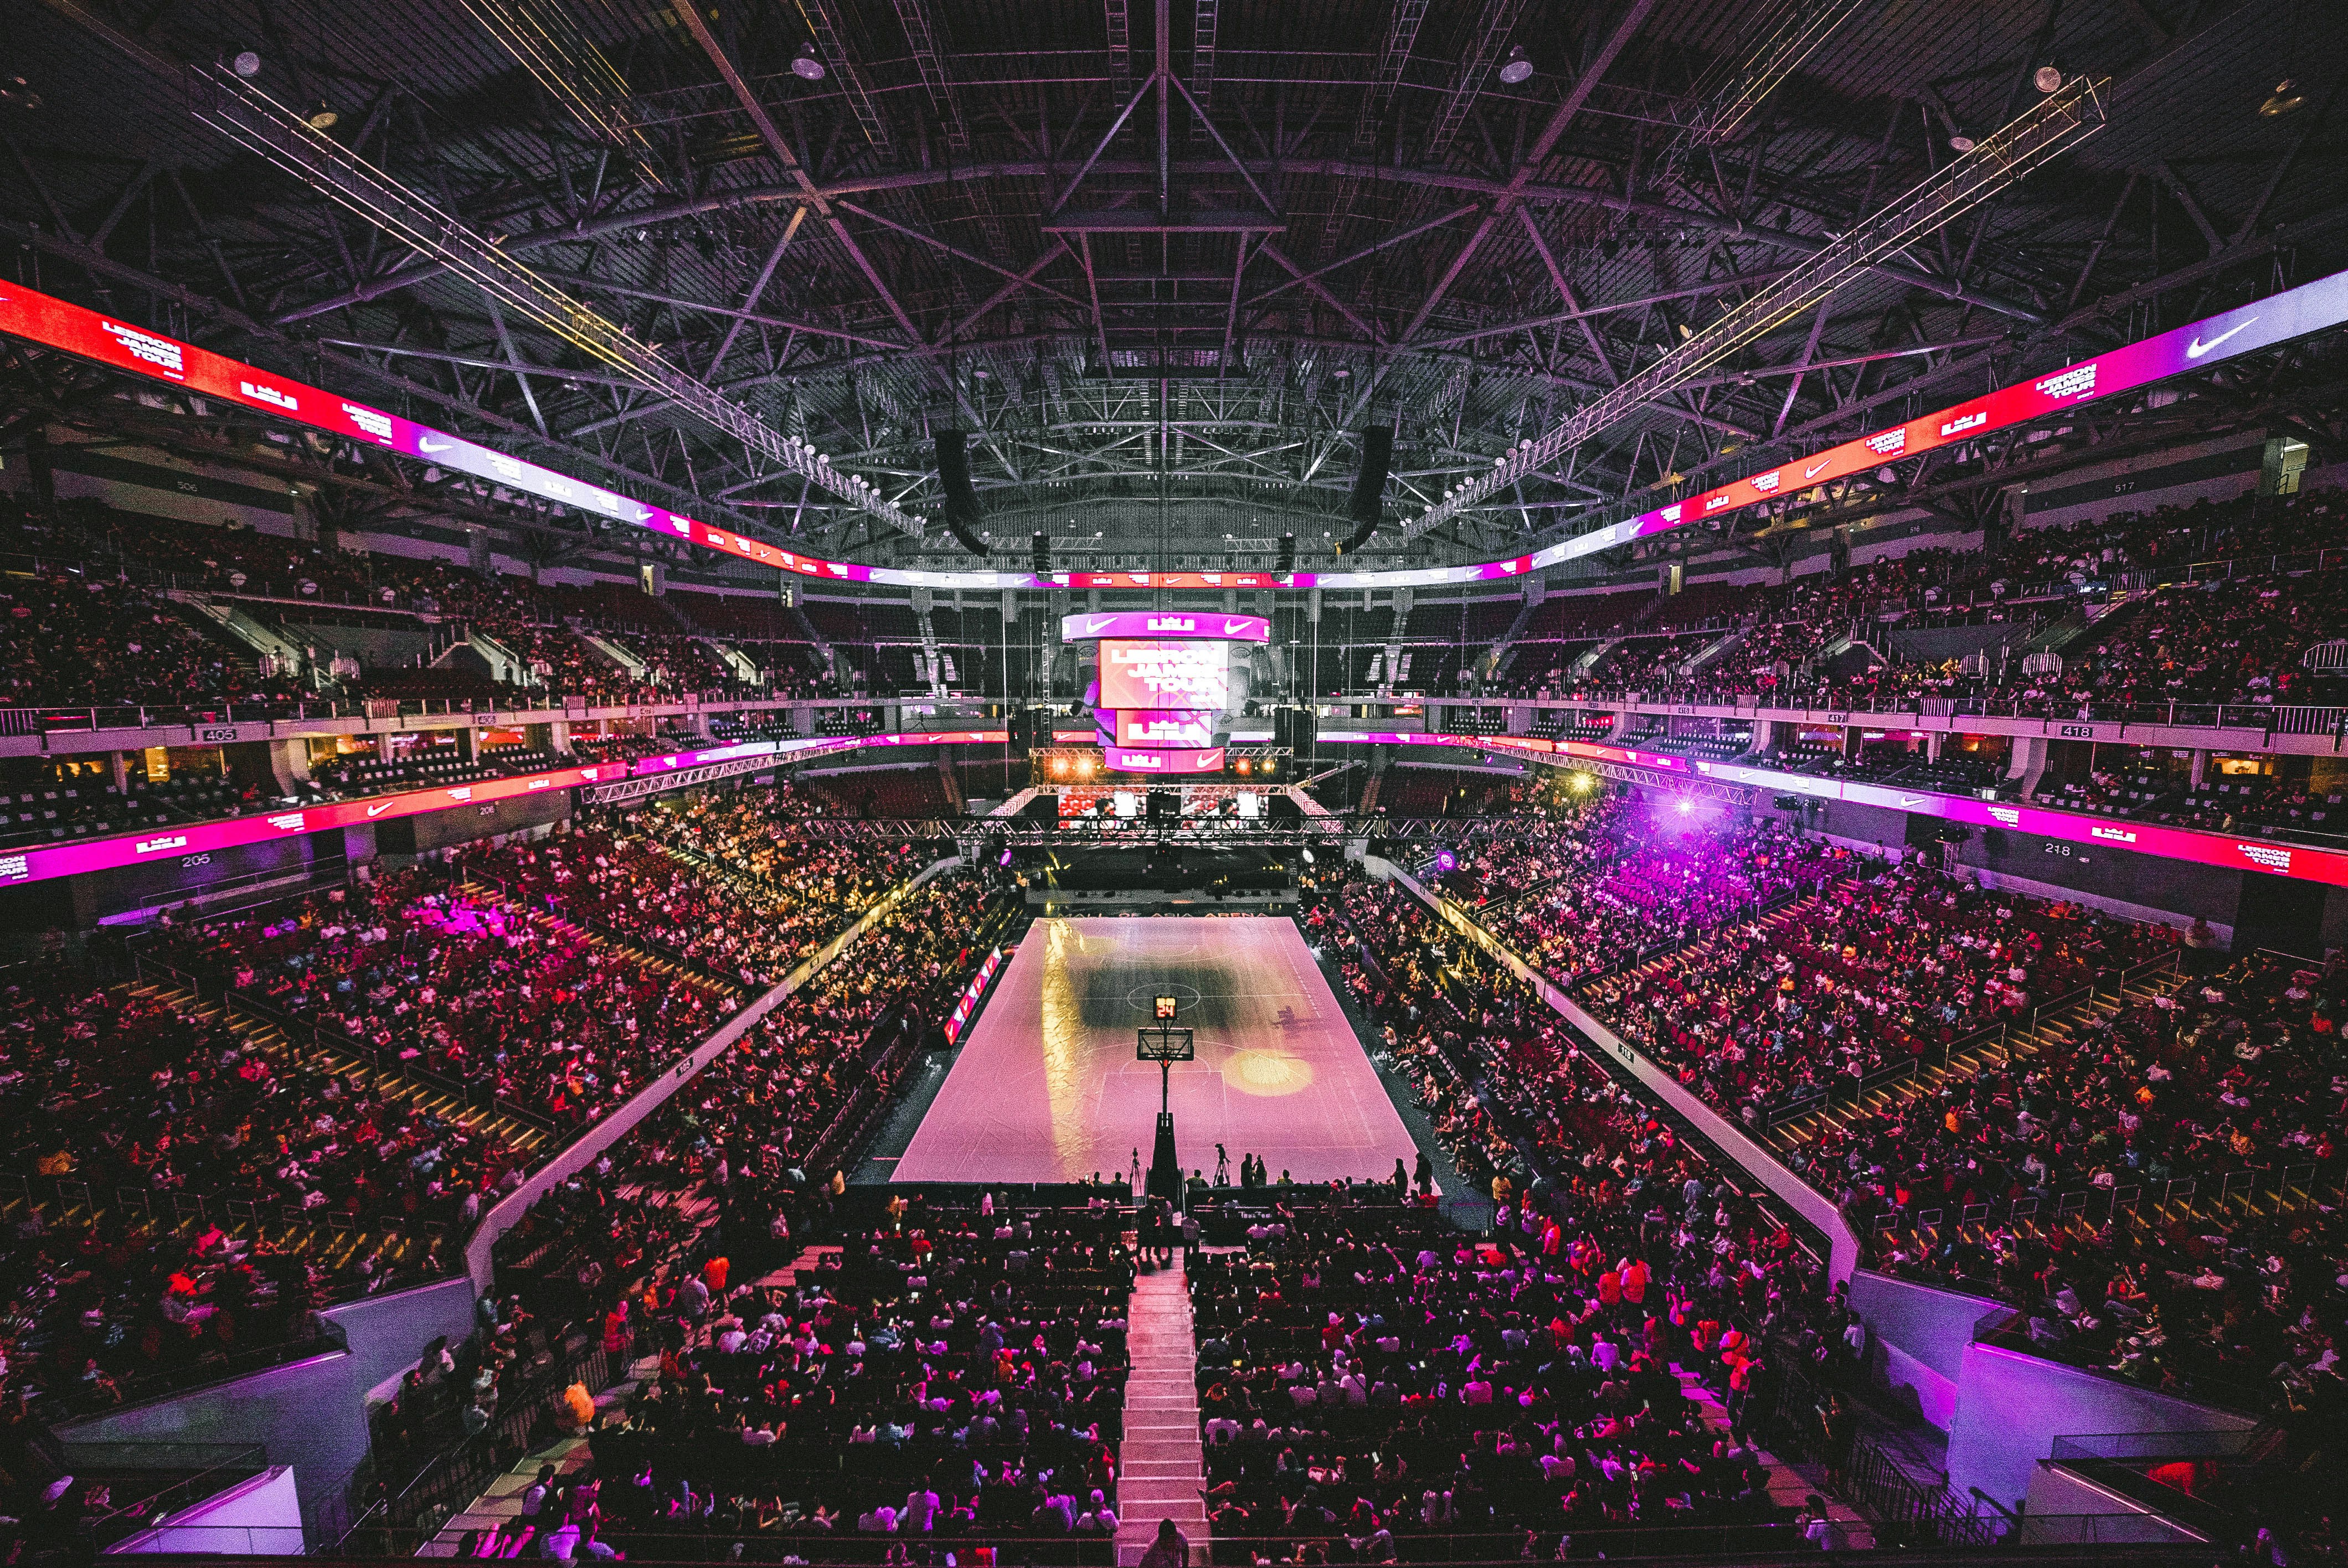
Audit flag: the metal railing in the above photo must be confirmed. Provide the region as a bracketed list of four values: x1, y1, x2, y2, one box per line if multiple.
[1871, 1159, 2343, 1252]
[70, 1442, 269, 1551]
[1846, 1436, 2000, 1548]
[342, 1336, 620, 1553]
[2184, 545, 2348, 581]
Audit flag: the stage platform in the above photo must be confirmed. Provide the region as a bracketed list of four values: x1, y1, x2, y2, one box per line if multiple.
[891, 916, 1420, 1188]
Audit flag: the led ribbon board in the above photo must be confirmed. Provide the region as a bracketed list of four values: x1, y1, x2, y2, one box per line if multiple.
[943, 946, 1006, 1044]
[1314, 730, 2348, 889]
[1324, 730, 1693, 772]
[7, 269, 2342, 592]
[0, 728, 1007, 889]
[1536, 265, 2348, 570]
[1690, 758, 2348, 889]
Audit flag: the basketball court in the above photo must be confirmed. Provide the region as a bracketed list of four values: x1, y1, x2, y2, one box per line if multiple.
[891, 916, 1420, 1188]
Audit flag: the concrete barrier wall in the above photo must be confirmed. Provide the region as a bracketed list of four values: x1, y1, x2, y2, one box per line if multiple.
[1946, 1340, 2257, 1511]
[1848, 1271, 2005, 1430]
[58, 1347, 365, 1535]
[322, 1275, 482, 1396]
[1373, 862, 1861, 1283]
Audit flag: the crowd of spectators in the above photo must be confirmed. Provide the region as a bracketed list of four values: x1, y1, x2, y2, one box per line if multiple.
[0, 765, 989, 1428]
[1582, 856, 2179, 1130]
[1496, 488, 2344, 715]
[460, 804, 929, 987]
[444, 868, 1015, 1555]
[1285, 869, 1867, 1555]
[0, 964, 516, 1411]
[1795, 942, 2347, 1418]
[151, 868, 740, 1134]
[1190, 1209, 1806, 1557]
[1443, 800, 1840, 987]
[0, 498, 829, 710]
[557, 1203, 1133, 1557]
[0, 572, 305, 710]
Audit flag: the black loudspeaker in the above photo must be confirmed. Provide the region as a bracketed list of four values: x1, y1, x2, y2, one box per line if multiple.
[1031, 531, 1050, 574]
[1829, 527, 1852, 577]
[1005, 706, 1032, 749]
[1019, 793, 1058, 822]
[1276, 532, 1296, 572]
[1273, 706, 1317, 757]
[1147, 789, 1181, 822]
[935, 430, 990, 554]
[1340, 425, 1393, 553]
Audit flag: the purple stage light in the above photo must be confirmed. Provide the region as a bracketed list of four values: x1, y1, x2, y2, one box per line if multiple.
[1434, 849, 1458, 874]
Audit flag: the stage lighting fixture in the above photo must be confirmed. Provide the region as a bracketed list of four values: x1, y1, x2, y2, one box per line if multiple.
[792, 45, 826, 81]
[1235, 759, 1252, 775]
[1948, 132, 1975, 152]
[1077, 757, 1094, 778]
[1302, 847, 1315, 864]
[306, 101, 340, 130]
[1052, 756, 1070, 778]
[1499, 46, 1534, 84]
[1676, 798, 1692, 814]
[231, 50, 262, 77]
[2033, 64, 2064, 93]
[2260, 79, 2305, 117]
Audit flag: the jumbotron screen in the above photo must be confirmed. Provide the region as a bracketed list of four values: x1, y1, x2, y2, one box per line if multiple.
[1098, 639, 1230, 710]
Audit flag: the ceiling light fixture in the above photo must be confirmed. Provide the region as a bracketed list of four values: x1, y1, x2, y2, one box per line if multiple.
[231, 50, 262, 78]
[792, 45, 826, 81]
[1948, 131, 1975, 152]
[1499, 45, 1535, 85]
[2259, 79, 2304, 117]
[2033, 64, 2064, 93]
[306, 101, 339, 131]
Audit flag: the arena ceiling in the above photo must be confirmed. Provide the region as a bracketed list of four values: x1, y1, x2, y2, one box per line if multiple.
[3, 0, 2345, 576]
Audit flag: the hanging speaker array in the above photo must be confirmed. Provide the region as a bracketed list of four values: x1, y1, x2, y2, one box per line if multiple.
[934, 430, 990, 555]
[1340, 425, 1393, 554]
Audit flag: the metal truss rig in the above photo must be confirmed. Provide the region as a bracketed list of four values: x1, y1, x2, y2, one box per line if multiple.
[186, 68, 920, 538]
[1401, 73, 2112, 544]
[580, 754, 792, 805]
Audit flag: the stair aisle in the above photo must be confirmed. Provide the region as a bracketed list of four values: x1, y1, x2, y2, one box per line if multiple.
[418, 1245, 838, 1556]
[1671, 1365, 1874, 1550]
[1115, 1260, 1206, 1566]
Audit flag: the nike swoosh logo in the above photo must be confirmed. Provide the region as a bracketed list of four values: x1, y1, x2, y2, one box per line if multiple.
[1223, 619, 1250, 635]
[1085, 617, 1115, 636]
[418, 436, 452, 452]
[2186, 318, 2256, 359]
[367, 803, 392, 817]
[1804, 461, 1829, 478]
